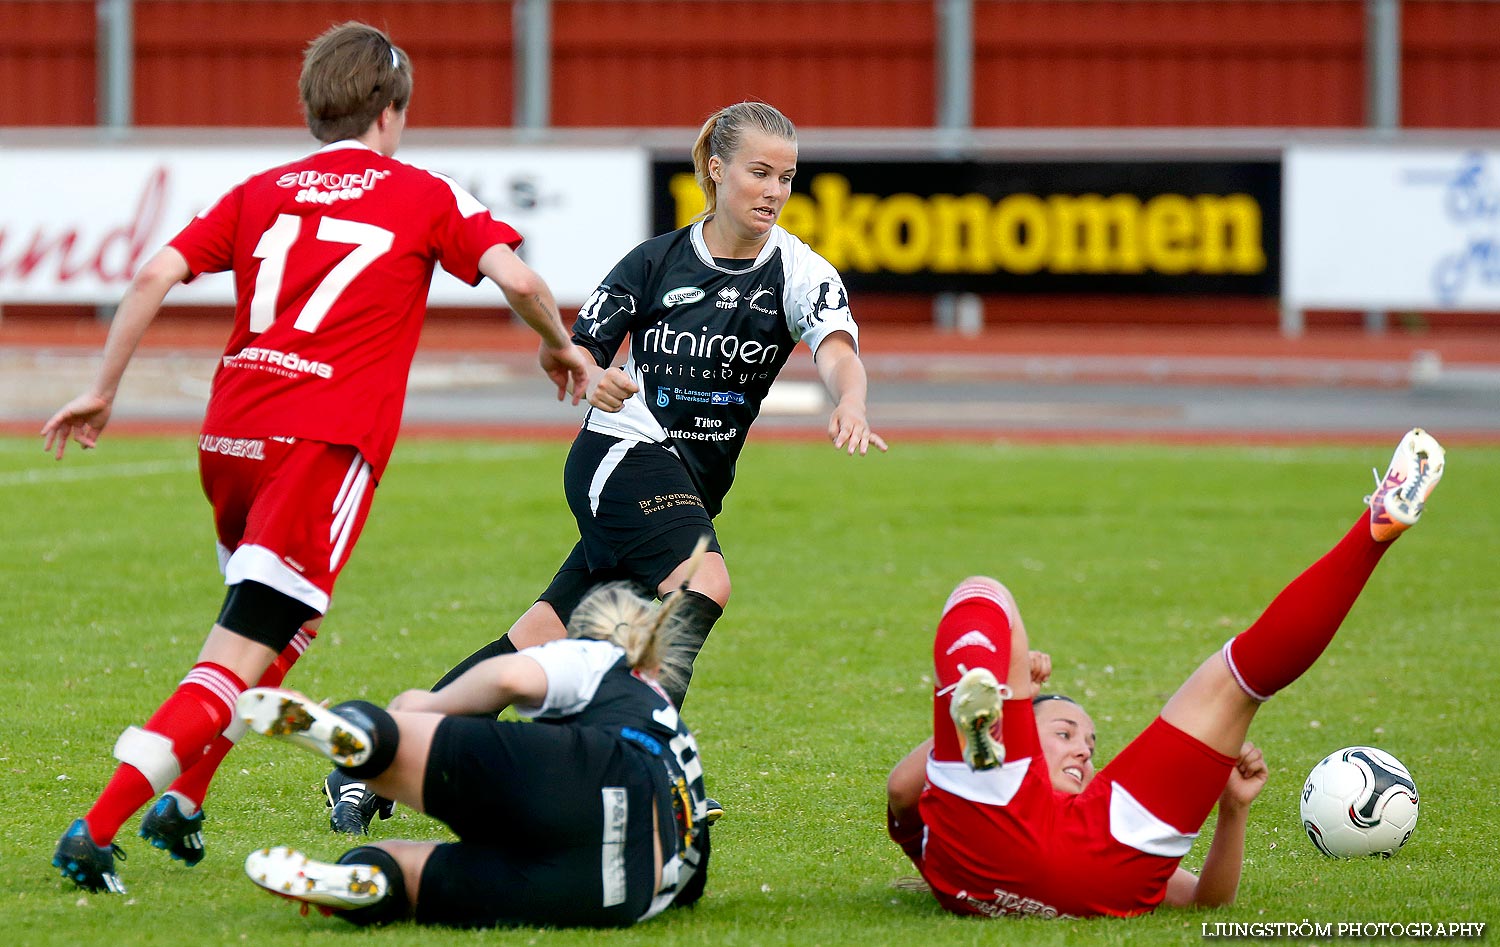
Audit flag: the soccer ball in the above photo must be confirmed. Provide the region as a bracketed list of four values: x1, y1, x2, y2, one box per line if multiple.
[1300, 746, 1419, 858]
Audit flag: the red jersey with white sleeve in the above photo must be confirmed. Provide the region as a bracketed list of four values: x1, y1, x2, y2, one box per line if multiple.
[898, 584, 1237, 919]
[170, 140, 522, 479]
[914, 701, 1233, 919]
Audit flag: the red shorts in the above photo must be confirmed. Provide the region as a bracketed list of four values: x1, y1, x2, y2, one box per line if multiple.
[901, 716, 1234, 919]
[198, 435, 376, 613]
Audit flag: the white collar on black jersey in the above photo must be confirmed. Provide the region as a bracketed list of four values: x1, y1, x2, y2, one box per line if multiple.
[690, 218, 782, 274]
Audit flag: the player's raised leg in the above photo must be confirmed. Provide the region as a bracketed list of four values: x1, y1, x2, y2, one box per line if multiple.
[1163, 429, 1445, 759]
[931, 578, 1031, 770]
[321, 599, 568, 836]
[239, 688, 441, 811]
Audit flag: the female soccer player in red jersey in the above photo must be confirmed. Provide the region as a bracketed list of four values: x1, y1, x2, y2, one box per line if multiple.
[42, 22, 590, 894]
[886, 429, 1443, 918]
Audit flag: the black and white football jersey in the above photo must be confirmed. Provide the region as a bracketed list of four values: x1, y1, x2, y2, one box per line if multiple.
[572, 220, 859, 516]
[515, 638, 709, 919]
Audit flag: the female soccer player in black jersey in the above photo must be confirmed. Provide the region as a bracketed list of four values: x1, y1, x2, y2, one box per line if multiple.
[242, 582, 710, 928]
[517, 100, 886, 704]
[325, 101, 887, 833]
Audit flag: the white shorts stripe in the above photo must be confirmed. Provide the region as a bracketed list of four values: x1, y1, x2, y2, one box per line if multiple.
[329, 458, 371, 572]
[589, 440, 635, 517]
[332, 452, 364, 514]
[328, 456, 369, 542]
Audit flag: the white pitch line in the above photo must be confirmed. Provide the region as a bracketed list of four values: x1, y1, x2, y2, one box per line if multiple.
[0, 459, 196, 487]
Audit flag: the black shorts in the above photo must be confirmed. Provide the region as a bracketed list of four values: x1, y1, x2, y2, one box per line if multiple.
[416, 717, 661, 928]
[540, 431, 722, 622]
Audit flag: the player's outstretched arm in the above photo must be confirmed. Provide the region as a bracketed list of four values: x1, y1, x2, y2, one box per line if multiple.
[1164, 742, 1268, 908]
[537, 341, 592, 405]
[41, 247, 189, 459]
[478, 244, 589, 404]
[813, 331, 887, 456]
[388, 653, 549, 717]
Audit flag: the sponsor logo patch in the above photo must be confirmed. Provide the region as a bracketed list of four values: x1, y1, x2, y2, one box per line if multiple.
[223, 346, 334, 379]
[663, 286, 705, 307]
[659, 387, 746, 406]
[748, 287, 779, 315]
[275, 168, 390, 206]
[197, 435, 266, 460]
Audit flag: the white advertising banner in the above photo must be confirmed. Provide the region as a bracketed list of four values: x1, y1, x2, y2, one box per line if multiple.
[0, 142, 646, 307]
[1286, 146, 1500, 311]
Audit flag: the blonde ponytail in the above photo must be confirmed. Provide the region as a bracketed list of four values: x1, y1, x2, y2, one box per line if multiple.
[567, 583, 691, 697]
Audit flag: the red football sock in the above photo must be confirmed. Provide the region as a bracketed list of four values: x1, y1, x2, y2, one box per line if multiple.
[167, 628, 314, 811]
[1224, 515, 1390, 701]
[931, 582, 1015, 763]
[83, 662, 246, 844]
[82, 769, 154, 846]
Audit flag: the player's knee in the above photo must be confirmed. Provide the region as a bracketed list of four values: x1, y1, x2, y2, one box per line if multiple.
[506, 601, 568, 650]
[707, 554, 732, 603]
[957, 576, 1022, 619]
[672, 555, 730, 606]
[334, 845, 411, 926]
[217, 580, 321, 652]
[703, 569, 731, 607]
[331, 700, 401, 780]
[956, 575, 1006, 597]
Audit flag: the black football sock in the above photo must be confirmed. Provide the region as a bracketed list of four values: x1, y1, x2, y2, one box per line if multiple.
[431, 634, 519, 692]
[663, 590, 724, 709]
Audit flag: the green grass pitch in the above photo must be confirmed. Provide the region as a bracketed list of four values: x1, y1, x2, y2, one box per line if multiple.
[1, 435, 1495, 946]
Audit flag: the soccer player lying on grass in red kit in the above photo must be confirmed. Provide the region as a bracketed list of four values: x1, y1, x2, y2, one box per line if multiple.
[886, 428, 1444, 918]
